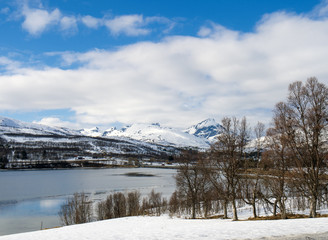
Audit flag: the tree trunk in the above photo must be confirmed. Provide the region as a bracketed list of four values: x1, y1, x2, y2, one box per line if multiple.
[252, 191, 257, 218]
[232, 199, 238, 221]
[223, 200, 228, 219]
[273, 199, 278, 216]
[309, 197, 317, 218]
[192, 202, 196, 219]
[279, 200, 287, 219]
[252, 200, 257, 218]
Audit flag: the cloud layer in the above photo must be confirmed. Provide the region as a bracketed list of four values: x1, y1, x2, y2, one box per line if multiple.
[1, 6, 328, 129]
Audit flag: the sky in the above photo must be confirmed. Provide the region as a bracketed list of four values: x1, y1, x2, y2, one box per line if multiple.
[0, 0, 327, 130]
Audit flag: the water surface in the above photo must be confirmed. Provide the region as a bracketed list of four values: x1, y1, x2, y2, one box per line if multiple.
[0, 168, 176, 236]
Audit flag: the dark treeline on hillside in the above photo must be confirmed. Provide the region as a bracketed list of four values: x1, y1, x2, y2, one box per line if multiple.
[59, 77, 328, 225]
[0, 137, 178, 169]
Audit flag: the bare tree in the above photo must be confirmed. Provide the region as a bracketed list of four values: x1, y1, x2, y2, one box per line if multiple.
[148, 189, 163, 216]
[272, 77, 328, 217]
[168, 191, 181, 216]
[175, 150, 208, 219]
[209, 116, 250, 221]
[59, 192, 93, 225]
[113, 192, 127, 218]
[141, 196, 150, 215]
[203, 155, 229, 219]
[127, 191, 141, 216]
[261, 126, 293, 219]
[97, 194, 114, 220]
[97, 201, 107, 221]
[240, 122, 265, 218]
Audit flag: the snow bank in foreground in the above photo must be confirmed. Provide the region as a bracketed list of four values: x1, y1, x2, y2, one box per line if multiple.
[1, 216, 328, 240]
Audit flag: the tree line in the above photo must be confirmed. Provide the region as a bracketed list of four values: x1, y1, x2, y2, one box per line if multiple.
[59, 190, 168, 226]
[173, 77, 328, 220]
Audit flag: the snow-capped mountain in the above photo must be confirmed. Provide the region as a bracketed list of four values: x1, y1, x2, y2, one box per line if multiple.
[103, 127, 117, 136]
[0, 116, 225, 160]
[103, 123, 209, 149]
[0, 116, 79, 137]
[0, 116, 181, 164]
[245, 127, 328, 152]
[79, 127, 102, 137]
[184, 118, 224, 142]
[75, 119, 225, 149]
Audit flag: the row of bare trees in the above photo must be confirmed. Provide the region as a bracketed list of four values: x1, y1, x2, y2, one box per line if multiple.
[97, 189, 168, 220]
[271, 77, 328, 217]
[59, 193, 93, 226]
[59, 189, 168, 226]
[173, 77, 328, 220]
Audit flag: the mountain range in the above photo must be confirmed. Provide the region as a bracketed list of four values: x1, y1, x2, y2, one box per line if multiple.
[0, 116, 224, 164]
[78, 118, 224, 148]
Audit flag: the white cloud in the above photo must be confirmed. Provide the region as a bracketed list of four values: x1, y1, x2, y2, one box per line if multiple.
[197, 27, 212, 38]
[18, 4, 174, 37]
[21, 7, 61, 35]
[103, 15, 174, 36]
[83, 14, 174, 36]
[311, 0, 328, 17]
[60, 16, 77, 31]
[145, 16, 176, 33]
[0, 57, 21, 72]
[197, 22, 239, 40]
[81, 15, 102, 29]
[20, 4, 77, 35]
[105, 14, 150, 36]
[34, 117, 81, 129]
[2, 10, 328, 128]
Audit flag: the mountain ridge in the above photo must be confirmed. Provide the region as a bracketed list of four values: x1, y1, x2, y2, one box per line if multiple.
[184, 118, 224, 142]
[0, 116, 225, 167]
[0, 116, 80, 137]
[78, 118, 225, 148]
[102, 122, 210, 149]
[0, 116, 225, 151]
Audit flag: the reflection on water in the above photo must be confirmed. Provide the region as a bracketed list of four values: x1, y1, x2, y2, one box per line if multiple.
[0, 197, 65, 235]
[40, 198, 63, 208]
[0, 198, 65, 217]
[0, 168, 176, 236]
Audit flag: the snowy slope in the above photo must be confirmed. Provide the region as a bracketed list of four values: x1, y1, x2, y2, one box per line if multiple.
[0, 116, 180, 160]
[184, 118, 224, 142]
[79, 127, 102, 137]
[1, 215, 328, 240]
[245, 136, 272, 152]
[103, 123, 209, 149]
[0, 116, 79, 137]
[245, 126, 328, 152]
[0, 116, 224, 149]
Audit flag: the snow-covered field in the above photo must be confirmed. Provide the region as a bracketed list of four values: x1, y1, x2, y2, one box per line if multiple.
[1, 215, 328, 240]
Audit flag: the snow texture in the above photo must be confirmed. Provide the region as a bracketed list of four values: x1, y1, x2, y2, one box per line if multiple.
[184, 118, 224, 142]
[1, 215, 328, 240]
[0, 116, 80, 137]
[103, 122, 210, 148]
[79, 127, 102, 137]
[0, 116, 221, 149]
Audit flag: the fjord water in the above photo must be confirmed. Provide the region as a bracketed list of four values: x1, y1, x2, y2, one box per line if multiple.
[0, 168, 176, 236]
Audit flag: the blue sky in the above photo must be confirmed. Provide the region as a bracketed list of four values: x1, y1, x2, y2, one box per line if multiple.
[0, 0, 327, 129]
